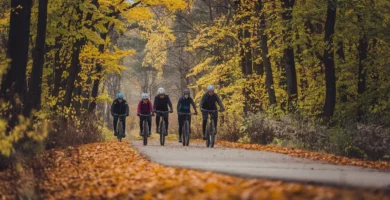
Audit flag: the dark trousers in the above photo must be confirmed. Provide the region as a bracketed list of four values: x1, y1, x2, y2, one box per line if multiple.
[139, 116, 152, 134]
[178, 114, 192, 138]
[113, 116, 126, 134]
[202, 111, 218, 136]
[156, 113, 169, 133]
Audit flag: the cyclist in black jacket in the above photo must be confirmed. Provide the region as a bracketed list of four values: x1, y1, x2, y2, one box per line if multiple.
[200, 85, 225, 140]
[153, 88, 173, 135]
[177, 89, 198, 143]
[111, 93, 129, 137]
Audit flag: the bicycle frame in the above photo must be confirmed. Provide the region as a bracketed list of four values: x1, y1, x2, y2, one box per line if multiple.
[201, 109, 218, 148]
[155, 110, 170, 146]
[139, 114, 153, 146]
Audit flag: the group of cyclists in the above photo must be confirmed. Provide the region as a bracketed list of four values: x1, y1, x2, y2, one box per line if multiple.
[111, 85, 225, 142]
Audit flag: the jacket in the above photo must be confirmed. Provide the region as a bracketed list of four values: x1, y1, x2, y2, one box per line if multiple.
[137, 100, 153, 114]
[153, 95, 173, 111]
[177, 96, 197, 113]
[199, 93, 225, 111]
[111, 99, 129, 115]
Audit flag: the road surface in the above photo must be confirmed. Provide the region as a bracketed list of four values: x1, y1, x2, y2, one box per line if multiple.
[131, 140, 390, 189]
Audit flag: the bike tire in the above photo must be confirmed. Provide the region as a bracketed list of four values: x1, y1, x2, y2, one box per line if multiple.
[206, 122, 210, 147]
[182, 121, 187, 146]
[185, 121, 190, 146]
[160, 120, 166, 146]
[143, 121, 148, 146]
[210, 120, 215, 148]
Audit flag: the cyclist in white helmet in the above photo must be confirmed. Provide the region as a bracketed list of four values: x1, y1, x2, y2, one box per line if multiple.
[137, 93, 154, 136]
[153, 87, 173, 135]
[200, 85, 225, 140]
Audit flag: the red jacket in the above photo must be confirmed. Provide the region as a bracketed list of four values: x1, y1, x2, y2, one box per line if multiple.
[137, 100, 153, 114]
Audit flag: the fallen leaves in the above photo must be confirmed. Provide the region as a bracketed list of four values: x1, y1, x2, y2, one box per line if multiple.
[214, 140, 390, 171]
[1, 141, 389, 200]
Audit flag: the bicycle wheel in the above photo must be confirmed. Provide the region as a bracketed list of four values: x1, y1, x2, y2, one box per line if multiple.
[160, 120, 166, 146]
[184, 120, 190, 146]
[182, 121, 187, 146]
[210, 119, 216, 148]
[117, 119, 123, 142]
[143, 120, 148, 146]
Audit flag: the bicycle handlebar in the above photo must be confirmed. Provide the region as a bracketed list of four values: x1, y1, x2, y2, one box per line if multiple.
[178, 112, 197, 115]
[154, 110, 172, 113]
[200, 109, 218, 112]
[138, 114, 153, 117]
[114, 114, 127, 117]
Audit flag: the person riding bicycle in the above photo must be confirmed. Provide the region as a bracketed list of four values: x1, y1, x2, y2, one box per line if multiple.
[200, 85, 225, 140]
[137, 93, 154, 137]
[153, 88, 173, 135]
[111, 93, 129, 137]
[177, 89, 198, 143]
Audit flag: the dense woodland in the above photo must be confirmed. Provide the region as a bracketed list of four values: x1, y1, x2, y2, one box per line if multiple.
[0, 0, 389, 168]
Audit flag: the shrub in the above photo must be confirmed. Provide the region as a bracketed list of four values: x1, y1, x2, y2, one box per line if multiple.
[353, 124, 390, 160]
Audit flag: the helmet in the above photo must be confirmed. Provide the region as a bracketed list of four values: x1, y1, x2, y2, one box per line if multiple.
[157, 88, 165, 95]
[141, 93, 149, 99]
[207, 85, 215, 92]
[183, 89, 190, 95]
[117, 93, 124, 99]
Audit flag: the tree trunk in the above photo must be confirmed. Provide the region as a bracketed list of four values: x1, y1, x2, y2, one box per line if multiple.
[26, 0, 48, 114]
[63, 40, 83, 108]
[357, 15, 368, 121]
[0, 0, 33, 126]
[322, 0, 337, 119]
[281, 0, 298, 112]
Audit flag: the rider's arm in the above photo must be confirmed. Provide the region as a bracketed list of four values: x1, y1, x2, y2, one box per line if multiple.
[190, 98, 197, 113]
[137, 102, 141, 114]
[153, 96, 157, 111]
[215, 94, 225, 110]
[199, 93, 206, 109]
[111, 101, 115, 116]
[176, 98, 181, 112]
[167, 95, 173, 111]
[148, 100, 154, 114]
[125, 102, 130, 116]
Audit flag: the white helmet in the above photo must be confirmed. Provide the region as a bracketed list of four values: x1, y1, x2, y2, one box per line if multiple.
[157, 88, 165, 95]
[207, 85, 215, 92]
[141, 93, 149, 99]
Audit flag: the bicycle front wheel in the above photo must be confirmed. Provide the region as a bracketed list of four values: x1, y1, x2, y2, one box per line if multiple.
[184, 121, 190, 146]
[209, 120, 216, 148]
[160, 120, 166, 146]
[117, 119, 123, 142]
[143, 121, 148, 146]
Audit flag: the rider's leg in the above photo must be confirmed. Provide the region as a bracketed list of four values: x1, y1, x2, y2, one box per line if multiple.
[139, 116, 143, 136]
[202, 112, 208, 140]
[178, 115, 184, 141]
[213, 112, 219, 135]
[147, 116, 152, 136]
[163, 113, 169, 136]
[121, 116, 126, 137]
[113, 116, 119, 136]
[155, 115, 160, 133]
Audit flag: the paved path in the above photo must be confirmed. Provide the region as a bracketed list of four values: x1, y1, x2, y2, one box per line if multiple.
[131, 140, 390, 189]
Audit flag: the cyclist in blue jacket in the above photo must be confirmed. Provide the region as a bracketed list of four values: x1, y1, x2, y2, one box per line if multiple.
[177, 89, 198, 143]
[111, 93, 129, 137]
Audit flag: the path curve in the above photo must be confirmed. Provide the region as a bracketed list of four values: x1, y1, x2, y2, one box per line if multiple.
[131, 140, 390, 189]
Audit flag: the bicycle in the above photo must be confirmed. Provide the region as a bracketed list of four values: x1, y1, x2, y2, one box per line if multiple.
[139, 114, 153, 146]
[178, 112, 197, 146]
[114, 114, 127, 142]
[155, 110, 171, 146]
[201, 109, 220, 148]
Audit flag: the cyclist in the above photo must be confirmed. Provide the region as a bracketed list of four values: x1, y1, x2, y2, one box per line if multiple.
[137, 93, 154, 137]
[200, 85, 225, 140]
[177, 89, 198, 143]
[111, 93, 129, 137]
[153, 88, 173, 135]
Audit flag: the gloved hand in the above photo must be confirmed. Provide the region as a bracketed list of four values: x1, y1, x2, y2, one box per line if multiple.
[169, 110, 173, 113]
[219, 108, 225, 112]
[152, 113, 155, 116]
[194, 112, 198, 115]
[137, 113, 140, 116]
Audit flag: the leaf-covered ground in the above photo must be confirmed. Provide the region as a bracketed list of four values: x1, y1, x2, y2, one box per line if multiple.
[1, 141, 389, 200]
[210, 140, 390, 171]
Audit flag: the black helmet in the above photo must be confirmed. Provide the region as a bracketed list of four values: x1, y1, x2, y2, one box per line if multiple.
[183, 89, 190, 95]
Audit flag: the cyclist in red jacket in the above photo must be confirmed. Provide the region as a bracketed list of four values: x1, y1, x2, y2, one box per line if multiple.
[137, 93, 154, 136]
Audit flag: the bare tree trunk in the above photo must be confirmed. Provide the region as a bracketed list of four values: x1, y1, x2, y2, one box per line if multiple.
[322, 0, 337, 119]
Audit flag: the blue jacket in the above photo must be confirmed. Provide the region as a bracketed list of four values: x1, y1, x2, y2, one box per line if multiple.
[177, 96, 197, 113]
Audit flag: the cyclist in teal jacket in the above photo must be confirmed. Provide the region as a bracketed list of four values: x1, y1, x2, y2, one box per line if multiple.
[177, 89, 198, 143]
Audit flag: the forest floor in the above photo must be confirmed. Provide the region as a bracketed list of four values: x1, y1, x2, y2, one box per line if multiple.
[1, 140, 389, 200]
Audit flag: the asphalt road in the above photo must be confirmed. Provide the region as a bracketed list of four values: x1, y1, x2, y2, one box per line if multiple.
[131, 140, 390, 189]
